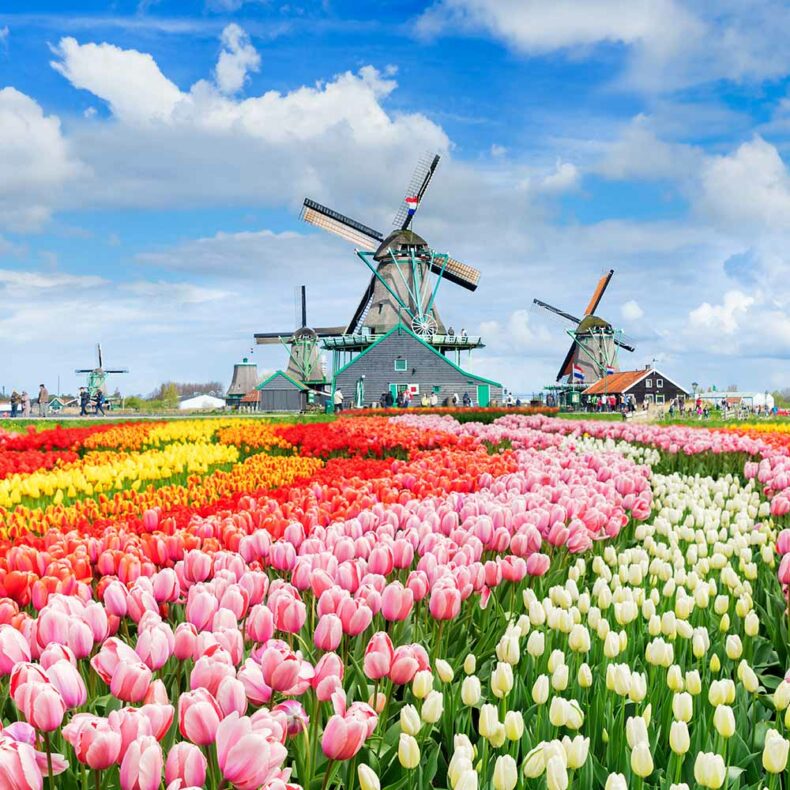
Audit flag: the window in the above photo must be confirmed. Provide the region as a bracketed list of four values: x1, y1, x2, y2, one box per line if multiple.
[394, 359, 407, 372]
[645, 379, 652, 388]
[656, 379, 664, 388]
[432, 386, 441, 394]
[656, 394, 665, 404]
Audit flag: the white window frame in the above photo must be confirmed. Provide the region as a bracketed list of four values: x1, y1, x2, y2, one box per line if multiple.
[394, 359, 407, 372]
[656, 394, 665, 404]
[656, 378, 664, 389]
[645, 379, 652, 388]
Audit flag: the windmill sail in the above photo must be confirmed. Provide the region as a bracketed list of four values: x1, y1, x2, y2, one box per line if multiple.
[301, 199, 382, 249]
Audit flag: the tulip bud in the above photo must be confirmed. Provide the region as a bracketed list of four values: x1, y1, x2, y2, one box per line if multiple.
[604, 773, 627, 790]
[667, 664, 684, 692]
[526, 630, 545, 658]
[625, 716, 648, 749]
[672, 692, 693, 722]
[685, 670, 702, 696]
[744, 611, 759, 637]
[421, 691, 443, 724]
[709, 654, 721, 674]
[713, 704, 735, 738]
[578, 663, 592, 689]
[630, 742, 653, 778]
[400, 704, 421, 736]
[532, 675, 549, 705]
[478, 704, 498, 739]
[669, 721, 690, 755]
[522, 744, 545, 778]
[545, 755, 568, 790]
[435, 659, 454, 683]
[358, 764, 380, 790]
[693, 751, 726, 789]
[491, 662, 513, 699]
[493, 755, 517, 790]
[504, 710, 524, 741]
[562, 735, 589, 769]
[774, 680, 790, 711]
[549, 698, 567, 728]
[398, 734, 420, 769]
[463, 654, 476, 675]
[725, 635, 742, 660]
[461, 676, 481, 706]
[763, 729, 790, 773]
[551, 664, 569, 692]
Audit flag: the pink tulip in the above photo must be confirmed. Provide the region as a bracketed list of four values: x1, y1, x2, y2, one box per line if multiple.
[216, 712, 288, 790]
[136, 623, 174, 671]
[45, 659, 87, 709]
[144, 679, 170, 706]
[103, 581, 129, 618]
[119, 734, 163, 790]
[269, 592, 306, 634]
[190, 647, 236, 697]
[245, 604, 274, 643]
[381, 582, 414, 621]
[257, 642, 302, 692]
[429, 584, 461, 621]
[321, 693, 377, 761]
[63, 714, 122, 770]
[314, 614, 343, 651]
[0, 738, 45, 789]
[152, 569, 180, 603]
[363, 632, 394, 680]
[389, 643, 429, 685]
[38, 643, 76, 670]
[139, 703, 175, 741]
[186, 587, 218, 632]
[178, 689, 222, 745]
[165, 742, 207, 788]
[216, 676, 248, 718]
[0, 624, 30, 675]
[108, 707, 154, 760]
[273, 700, 309, 737]
[237, 658, 273, 706]
[183, 550, 212, 585]
[173, 623, 199, 662]
[337, 598, 373, 636]
[526, 553, 551, 577]
[779, 554, 790, 586]
[13, 679, 66, 732]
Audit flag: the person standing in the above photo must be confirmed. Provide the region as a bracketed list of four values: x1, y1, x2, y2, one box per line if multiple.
[462, 392, 471, 407]
[333, 388, 344, 413]
[94, 388, 106, 416]
[10, 390, 19, 418]
[79, 387, 90, 416]
[21, 391, 31, 417]
[429, 391, 438, 407]
[38, 384, 49, 418]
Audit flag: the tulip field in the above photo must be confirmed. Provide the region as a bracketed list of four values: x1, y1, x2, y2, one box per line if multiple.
[1, 415, 790, 789]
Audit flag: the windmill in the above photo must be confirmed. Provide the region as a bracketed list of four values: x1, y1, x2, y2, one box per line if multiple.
[75, 344, 129, 397]
[301, 153, 481, 339]
[533, 269, 635, 385]
[254, 286, 344, 386]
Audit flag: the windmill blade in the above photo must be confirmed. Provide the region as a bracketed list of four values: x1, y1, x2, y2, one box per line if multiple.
[97, 344, 103, 368]
[393, 153, 441, 231]
[313, 326, 346, 337]
[615, 337, 636, 353]
[533, 299, 581, 325]
[557, 342, 577, 383]
[255, 332, 293, 345]
[583, 269, 614, 316]
[346, 274, 377, 334]
[301, 199, 383, 250]
[432, 256, 480, 291]
[104, 368, 129, 373]
[75, 369, 94, 374]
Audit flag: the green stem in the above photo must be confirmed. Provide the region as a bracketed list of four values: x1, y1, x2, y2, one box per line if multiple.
[43, 732, 54, 790]
[93, 770, 100, 790]
[321, 760, 334, 790]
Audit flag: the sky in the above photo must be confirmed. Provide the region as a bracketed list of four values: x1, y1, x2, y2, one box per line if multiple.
[1, 0, 789, 397]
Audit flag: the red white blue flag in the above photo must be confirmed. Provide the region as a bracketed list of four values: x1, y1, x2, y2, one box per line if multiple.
[606, 364, 615, 375]
[405, 196, 419, 215]
[572, 364, 584, 381]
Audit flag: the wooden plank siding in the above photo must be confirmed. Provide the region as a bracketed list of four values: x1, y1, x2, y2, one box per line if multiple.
[333, 328, 503, 409]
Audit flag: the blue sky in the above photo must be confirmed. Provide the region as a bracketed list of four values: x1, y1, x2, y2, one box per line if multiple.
[1, 0, 789, 396]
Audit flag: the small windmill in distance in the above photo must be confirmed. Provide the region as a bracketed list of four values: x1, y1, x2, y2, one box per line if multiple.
[533, 269, 636, 385]
[75, 344, 129, 398]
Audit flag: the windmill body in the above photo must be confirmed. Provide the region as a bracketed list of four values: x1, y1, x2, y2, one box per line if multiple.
[75, 344, 129, 398]
[534, 270, 636, 387]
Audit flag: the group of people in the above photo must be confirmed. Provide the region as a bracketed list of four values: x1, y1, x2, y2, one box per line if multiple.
[8, 385, 107, 418]
[9, 385, 49, 418]
[377, 390, 474, 408]
[584, 393, 636, 413]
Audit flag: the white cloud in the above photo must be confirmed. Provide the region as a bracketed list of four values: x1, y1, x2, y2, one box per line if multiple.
[215, 23, 260, 94]
[688, 290, 755, 335]
[0, 26, 8, 48]
[698, 137, 790, 231]
[539, 161, 579, 193]
[596, 116, 702, 182]
[621, 300, 644, 321]
[417, 0, 690, 54]
[0, 88, 82, 231]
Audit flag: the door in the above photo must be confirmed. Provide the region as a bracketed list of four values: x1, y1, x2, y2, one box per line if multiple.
[477, 384, 490, 407]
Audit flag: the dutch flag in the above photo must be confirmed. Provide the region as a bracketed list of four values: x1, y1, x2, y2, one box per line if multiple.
[405, 196, 419, 215]
[606, 364, 615, 375]
[572, 364, 585, 381]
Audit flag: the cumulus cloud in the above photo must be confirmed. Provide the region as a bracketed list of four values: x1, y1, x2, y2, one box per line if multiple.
[698, 137, 790, 231]
[688, 290, 755, 335]
[215, 23, 260, 94]
[539, 161, 579, 193]
[0, 88, 83, 231]
[621, 300, 644, 321]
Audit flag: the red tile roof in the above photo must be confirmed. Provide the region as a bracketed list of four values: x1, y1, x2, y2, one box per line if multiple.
[240, 390, 260, 403]
[582, 370, 647, 395]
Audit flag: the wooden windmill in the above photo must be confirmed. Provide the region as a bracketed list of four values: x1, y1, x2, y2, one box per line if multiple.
[254, 286, 343, 386]
[75, 344, 128, 397]
[301, 153, 481, 338]
[533, 270, 635, 385]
